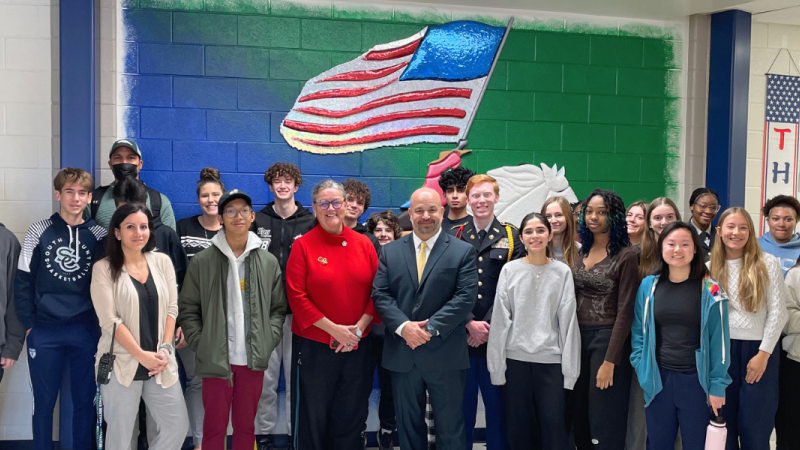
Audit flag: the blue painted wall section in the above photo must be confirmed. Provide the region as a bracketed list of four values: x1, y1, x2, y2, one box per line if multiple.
[707, 10, 751, 212]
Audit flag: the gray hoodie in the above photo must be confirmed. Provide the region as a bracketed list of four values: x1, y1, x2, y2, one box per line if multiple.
[0, 224, 24, 360]
[211, 229, 263, 366]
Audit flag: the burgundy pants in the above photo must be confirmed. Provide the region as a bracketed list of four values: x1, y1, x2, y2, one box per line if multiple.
[202, 365, 265, 450]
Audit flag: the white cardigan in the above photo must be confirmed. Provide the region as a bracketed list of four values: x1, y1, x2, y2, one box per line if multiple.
[90, 251, 179, 388]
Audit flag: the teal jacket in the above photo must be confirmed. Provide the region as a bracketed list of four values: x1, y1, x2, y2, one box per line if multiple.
[630, 274, 731, 407]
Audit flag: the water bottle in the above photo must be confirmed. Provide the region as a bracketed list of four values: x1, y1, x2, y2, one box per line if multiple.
[705, 415, 727, 450]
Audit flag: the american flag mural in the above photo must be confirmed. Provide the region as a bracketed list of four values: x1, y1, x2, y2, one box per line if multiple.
[760, 73, 800, 234]
[280, 20, 510, 154]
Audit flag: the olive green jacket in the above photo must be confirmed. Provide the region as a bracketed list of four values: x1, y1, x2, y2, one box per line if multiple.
[179, 232, 287, 380]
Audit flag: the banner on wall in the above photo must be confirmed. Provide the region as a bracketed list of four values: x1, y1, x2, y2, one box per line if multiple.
[760, 73, 800, 234]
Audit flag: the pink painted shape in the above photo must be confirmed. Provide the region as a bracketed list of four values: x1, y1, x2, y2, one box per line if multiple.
[423, 152, 464, 205]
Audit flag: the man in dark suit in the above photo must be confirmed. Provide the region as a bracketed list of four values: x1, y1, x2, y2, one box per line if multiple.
[373, 187, 478, 450]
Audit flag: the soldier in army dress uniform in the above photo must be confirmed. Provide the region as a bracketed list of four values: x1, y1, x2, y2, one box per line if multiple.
[448, 174, 525, 450]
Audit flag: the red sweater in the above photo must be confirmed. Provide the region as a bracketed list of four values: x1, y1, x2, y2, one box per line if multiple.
[286, 225, 380, 344]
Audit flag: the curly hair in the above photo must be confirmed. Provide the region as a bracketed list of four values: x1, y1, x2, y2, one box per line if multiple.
[438, 167, 475, 191]
[342, 178, 372, 211]
[264, 162, 303, 187]
[366, 210, 402, 240]
[762, 194, 800, 218]
[578, 189, 630, 257]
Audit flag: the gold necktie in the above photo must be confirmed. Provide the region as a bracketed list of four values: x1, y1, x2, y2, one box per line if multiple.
[417, 241, 428, 282]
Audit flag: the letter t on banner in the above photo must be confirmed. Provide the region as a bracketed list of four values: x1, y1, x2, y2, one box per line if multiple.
[761, 74, 800, 234]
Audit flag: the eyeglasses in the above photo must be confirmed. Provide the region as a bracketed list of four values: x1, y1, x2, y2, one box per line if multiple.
[223, 208, 252, 218]
[317, 199, 343, 210]
[695, 203, 721, 212]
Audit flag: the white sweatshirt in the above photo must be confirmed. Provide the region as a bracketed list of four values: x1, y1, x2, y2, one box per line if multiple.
[487, 258, 581, 389]
[211, 230, 263, 366]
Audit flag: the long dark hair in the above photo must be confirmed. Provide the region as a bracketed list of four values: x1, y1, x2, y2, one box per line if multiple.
[578, 189, 630, 257]
[520, 212, 552, 258]
[652, 221, 707, 279]
[105, 203, 156, 282]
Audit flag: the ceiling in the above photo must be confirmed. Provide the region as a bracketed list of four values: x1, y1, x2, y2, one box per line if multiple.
[381, 0, 800, 23]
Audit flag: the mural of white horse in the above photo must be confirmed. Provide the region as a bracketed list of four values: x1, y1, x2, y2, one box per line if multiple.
[487, 163, 579, 228]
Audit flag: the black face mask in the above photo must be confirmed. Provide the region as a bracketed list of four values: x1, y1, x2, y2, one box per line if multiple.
[111, 163, 138, 181]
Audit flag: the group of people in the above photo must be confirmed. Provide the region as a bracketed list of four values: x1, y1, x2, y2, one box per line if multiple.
[2, 137, 800, 450]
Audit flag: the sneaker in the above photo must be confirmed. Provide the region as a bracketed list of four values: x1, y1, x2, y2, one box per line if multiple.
[257, 436, 276, 450]
[379, 430, 396, 450]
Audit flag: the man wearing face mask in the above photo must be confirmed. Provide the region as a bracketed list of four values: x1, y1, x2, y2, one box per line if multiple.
[89, 139, 177, 232]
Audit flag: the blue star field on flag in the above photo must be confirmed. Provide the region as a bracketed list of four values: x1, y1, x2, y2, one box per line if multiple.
[767, 74, 800, 124]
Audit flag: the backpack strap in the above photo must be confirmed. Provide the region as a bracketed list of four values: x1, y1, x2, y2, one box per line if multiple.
[90, 185, 110, 219]
[145, 187, 162, 220]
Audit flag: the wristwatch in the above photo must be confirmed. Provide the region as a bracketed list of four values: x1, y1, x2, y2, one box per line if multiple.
[354, 327, 363, 338]
[425, 323, 440, 337]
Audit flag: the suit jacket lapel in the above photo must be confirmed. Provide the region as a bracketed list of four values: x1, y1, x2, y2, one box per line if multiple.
[418, 231, 449, 290]
[402, 235, 419, 288]
[478, 217, 504, 253]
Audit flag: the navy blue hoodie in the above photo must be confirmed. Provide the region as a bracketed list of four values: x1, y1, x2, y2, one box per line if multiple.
[14, 213, 106, 329]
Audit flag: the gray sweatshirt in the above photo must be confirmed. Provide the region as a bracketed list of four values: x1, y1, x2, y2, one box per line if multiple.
[487, 258, 581, 389]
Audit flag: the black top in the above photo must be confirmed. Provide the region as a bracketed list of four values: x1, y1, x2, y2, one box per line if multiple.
[654, 276, 703, 372]
[442, 211, 472, 232]
[177, 215, 218, 259]
[689, 219, 716, 263]
[131, 271, 158, 380]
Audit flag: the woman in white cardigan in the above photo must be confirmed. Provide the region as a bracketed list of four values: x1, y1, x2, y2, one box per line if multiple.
[90, 203, 188, 449]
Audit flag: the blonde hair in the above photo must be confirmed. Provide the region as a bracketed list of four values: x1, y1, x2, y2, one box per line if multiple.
[639, 197, 681, 278]
[466, 174, 499, 196]
[542, 196, 578, 268]
[710, 207, 769, 313]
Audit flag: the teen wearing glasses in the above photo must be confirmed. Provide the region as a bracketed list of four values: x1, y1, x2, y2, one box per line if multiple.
[179, 190, 288, 450]
[687, 188, 721, 262]
[285, 179, 380, 450]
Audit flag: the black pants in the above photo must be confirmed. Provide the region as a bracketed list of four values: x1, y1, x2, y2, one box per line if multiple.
[571, 327, 631, 450]
[391, 367, 466, 450]
[292, 335, 372, 450]
[502, 359, 568, 450]
[367, 332, 396, 432]
[776, 347, 800, 450]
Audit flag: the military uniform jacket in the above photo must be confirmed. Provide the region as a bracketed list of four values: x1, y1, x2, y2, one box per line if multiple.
[449, 217, 526, 357]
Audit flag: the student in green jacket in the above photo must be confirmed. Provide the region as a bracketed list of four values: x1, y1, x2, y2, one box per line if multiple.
[179, 189, 287, 450]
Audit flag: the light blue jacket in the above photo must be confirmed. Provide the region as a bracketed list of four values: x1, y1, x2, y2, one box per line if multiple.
[630, 274, 731, 407]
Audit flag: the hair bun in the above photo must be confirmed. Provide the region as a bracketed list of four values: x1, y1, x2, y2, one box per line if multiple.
[199, 167, 221, 182]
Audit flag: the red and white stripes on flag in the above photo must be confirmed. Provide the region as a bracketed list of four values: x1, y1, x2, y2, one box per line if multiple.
[280, 28, 489, 154]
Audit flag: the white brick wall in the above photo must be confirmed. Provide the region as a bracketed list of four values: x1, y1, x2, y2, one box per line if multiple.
[0, 0, 59, 441]
[745, 21, 800, 226]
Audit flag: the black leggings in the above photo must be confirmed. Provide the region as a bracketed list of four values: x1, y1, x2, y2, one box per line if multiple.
[571, 327, 632, 450]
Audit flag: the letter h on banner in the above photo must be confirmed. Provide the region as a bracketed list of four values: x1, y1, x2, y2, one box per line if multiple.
[761, 73, 800, 234]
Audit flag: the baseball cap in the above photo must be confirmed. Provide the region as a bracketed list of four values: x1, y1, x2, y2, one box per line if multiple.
[219, 189, 253, 211]
[109, 139, 142, 158]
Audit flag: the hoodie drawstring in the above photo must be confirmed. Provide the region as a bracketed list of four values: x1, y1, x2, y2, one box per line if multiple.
[67, 225, 79, 264]
[719, 301, 726, 365]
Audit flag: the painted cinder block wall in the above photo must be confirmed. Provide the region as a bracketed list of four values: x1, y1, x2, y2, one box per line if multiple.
[119, 1, 684, 222]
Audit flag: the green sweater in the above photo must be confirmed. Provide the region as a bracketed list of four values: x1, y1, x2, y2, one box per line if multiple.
[179, 237, 287, 380]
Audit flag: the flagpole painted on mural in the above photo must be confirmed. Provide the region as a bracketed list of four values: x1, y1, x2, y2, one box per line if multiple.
[760, 55, 800, 234]
[280, 19, 513, 154]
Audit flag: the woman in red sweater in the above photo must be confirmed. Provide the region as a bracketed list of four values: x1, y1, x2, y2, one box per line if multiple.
[286, 179, 380, 450]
